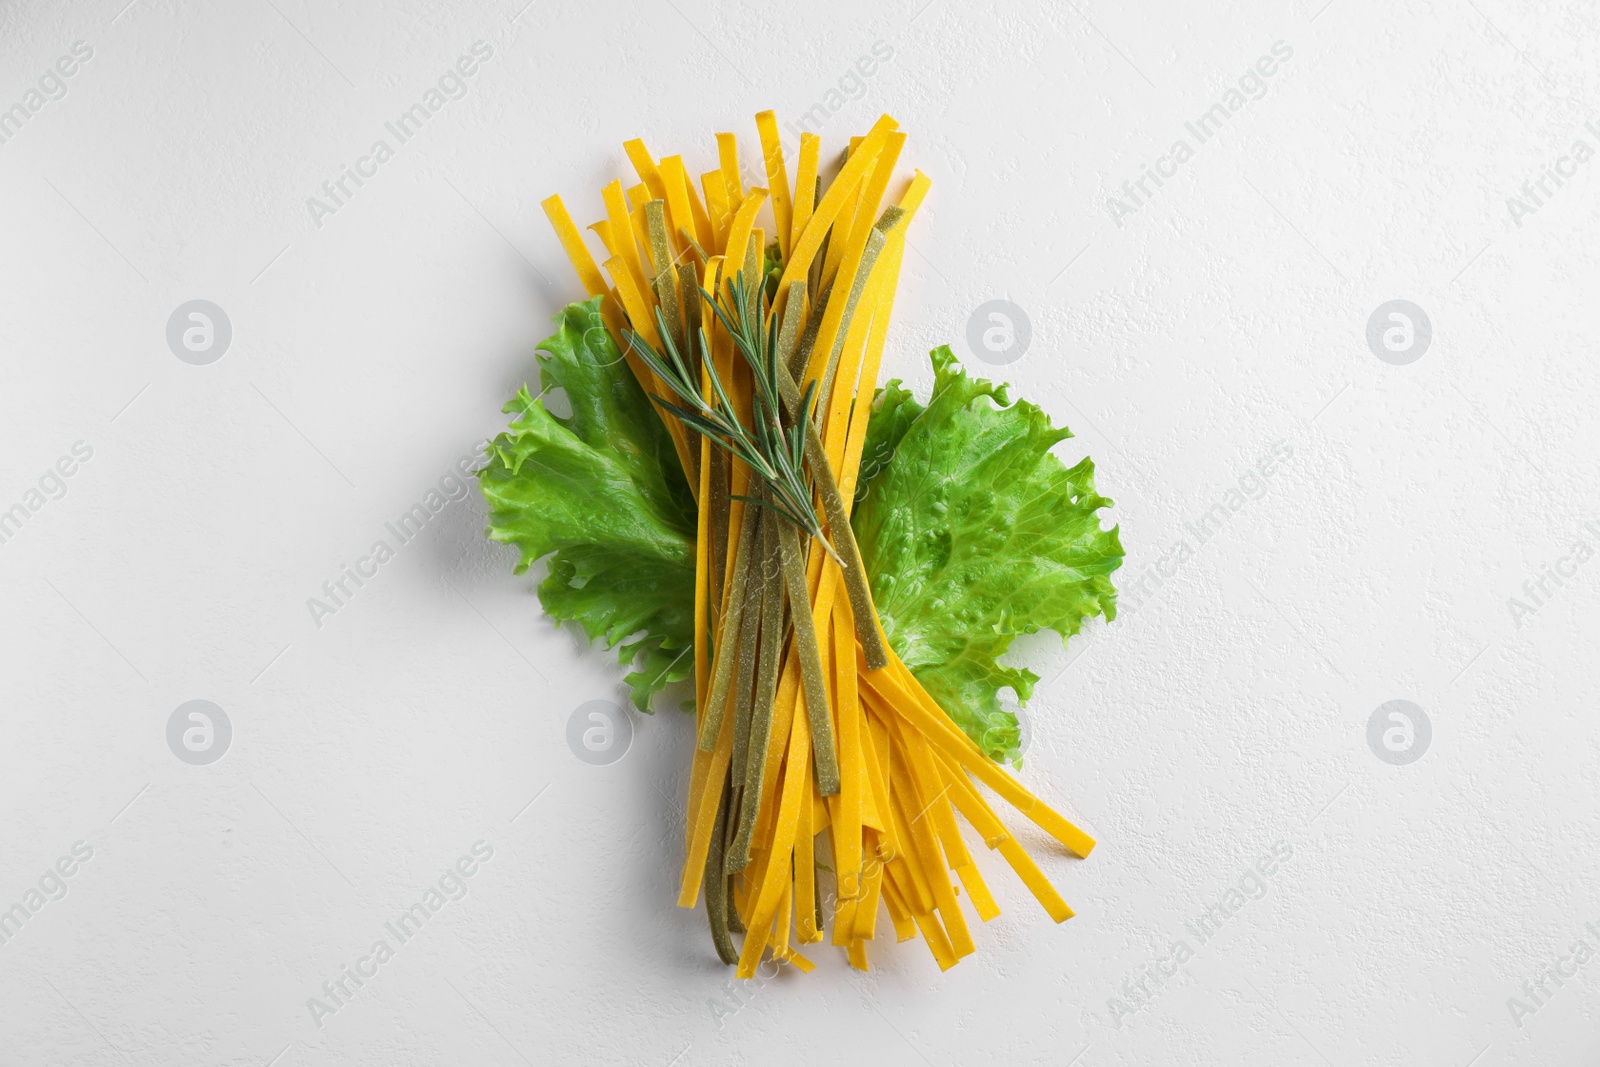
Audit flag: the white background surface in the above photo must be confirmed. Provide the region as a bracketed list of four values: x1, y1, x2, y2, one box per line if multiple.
[2, 0, 1597, 1064]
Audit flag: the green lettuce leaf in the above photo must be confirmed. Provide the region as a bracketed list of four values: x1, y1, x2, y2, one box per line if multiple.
[478, 304, 1122, 752]
[852, 346, 1123, 765]
[476, 297, 696, 710]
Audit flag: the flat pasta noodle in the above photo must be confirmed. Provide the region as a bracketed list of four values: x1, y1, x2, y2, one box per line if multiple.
[624, 138, 665, 192]
[755, 110, 793, 260]
[717, 132, 743, 206]
[790, 133, 820, 255]
[602, 179, 651, 301]
[532, 112, 1102, 980]
[541, 194, 608, 297]
[659, 154, 708, 252]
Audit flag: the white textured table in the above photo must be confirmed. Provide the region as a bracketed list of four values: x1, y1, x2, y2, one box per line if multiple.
[2, 1, 1595, 1064]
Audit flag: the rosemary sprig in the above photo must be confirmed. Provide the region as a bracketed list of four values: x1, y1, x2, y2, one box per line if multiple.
[624, 270, 845, 796]
[622, 279, 841, 566]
